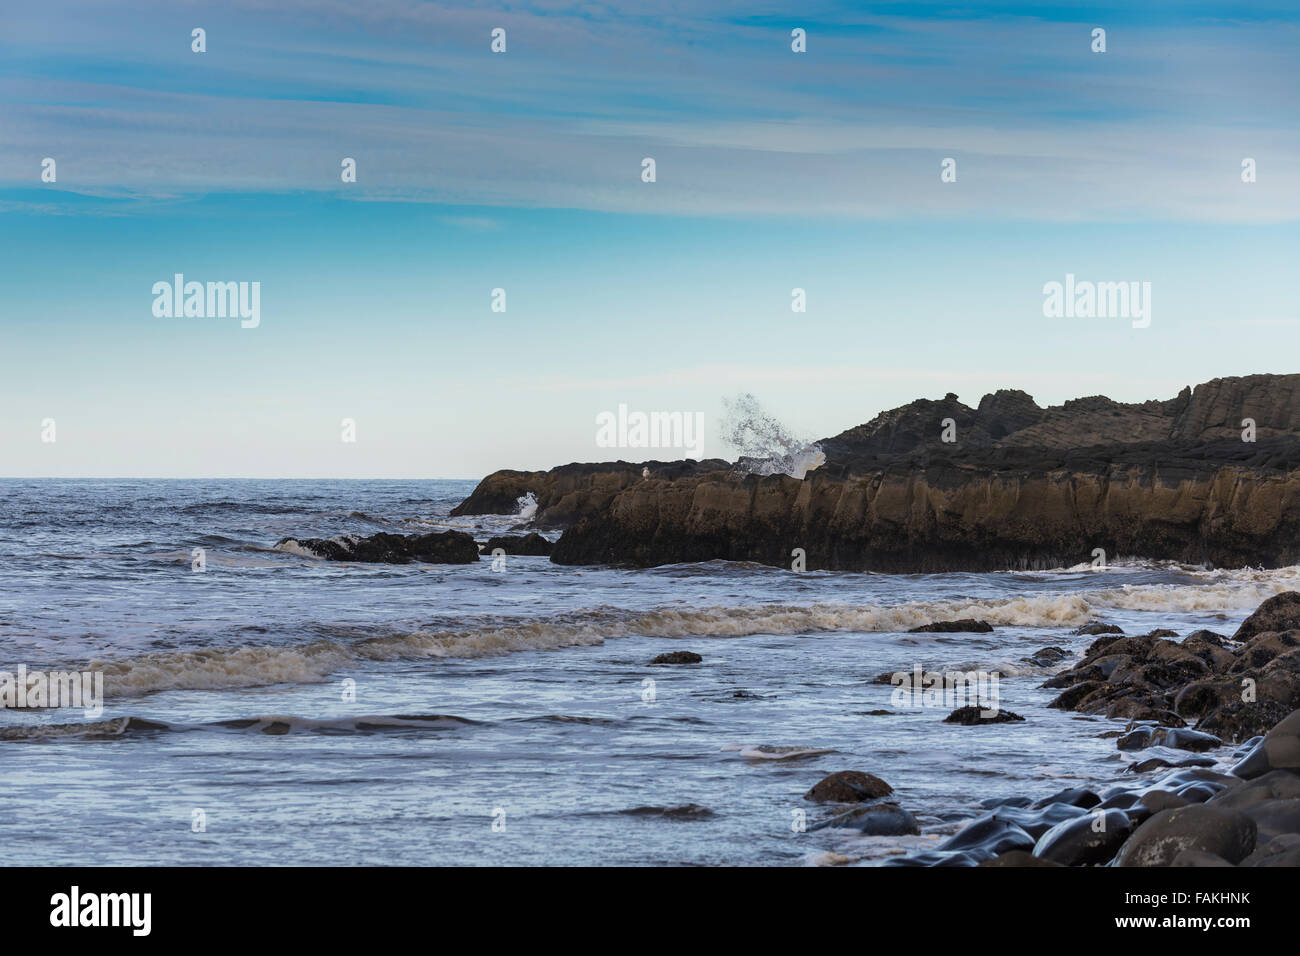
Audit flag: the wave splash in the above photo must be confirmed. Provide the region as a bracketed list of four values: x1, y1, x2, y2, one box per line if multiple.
[720, 393, 825, 479]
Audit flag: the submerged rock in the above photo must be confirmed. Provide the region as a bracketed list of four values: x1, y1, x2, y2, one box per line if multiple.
[649, 651, 702, 665]
[619, 804, 713, 819]
[943, 705, 1025, 725]
[1124, 747, 1218, 773]
[907, 619, 993, 633]
[938, 815, 1036, 857]
[983, 803, 1089, 840]
[1033, 809, 1133, 866]
[811, 803, 920, 835]
[1117, 726, 1222, 752]
[1025, 646, 1071, 666]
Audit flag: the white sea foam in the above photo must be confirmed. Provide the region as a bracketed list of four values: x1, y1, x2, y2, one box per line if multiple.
[270, 539, 322, 559]
[73, 566, 1300, 699]
[722, 744, 837, 760]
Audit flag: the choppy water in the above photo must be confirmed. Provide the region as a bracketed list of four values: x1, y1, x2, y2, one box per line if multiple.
[0, 478, 1290, 865]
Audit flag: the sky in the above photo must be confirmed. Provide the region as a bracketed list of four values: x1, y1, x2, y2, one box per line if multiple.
[1, 0, 1298, 478]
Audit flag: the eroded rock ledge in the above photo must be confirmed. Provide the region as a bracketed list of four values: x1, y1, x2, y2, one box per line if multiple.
[455, 374, 1300, 571]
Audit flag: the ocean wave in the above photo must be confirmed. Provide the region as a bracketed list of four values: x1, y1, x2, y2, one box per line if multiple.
[0, 713, 478, 741]
[721, 743, 837, 760]
[58, 566, 1300, 699]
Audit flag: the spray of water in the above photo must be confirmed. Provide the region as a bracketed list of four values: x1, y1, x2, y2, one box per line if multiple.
[719, 394, 825, 479]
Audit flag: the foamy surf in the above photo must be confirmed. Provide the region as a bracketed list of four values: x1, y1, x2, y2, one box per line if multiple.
[722, 744, 837, 760]
[0, 713, 479, 741]
[54, 565, 1300, 699]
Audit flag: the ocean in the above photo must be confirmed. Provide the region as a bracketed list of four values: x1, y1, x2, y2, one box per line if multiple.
[0, 478, 1292, 866]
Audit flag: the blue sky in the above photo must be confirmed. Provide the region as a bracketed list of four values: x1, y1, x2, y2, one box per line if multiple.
[2, 1, 1298, 477]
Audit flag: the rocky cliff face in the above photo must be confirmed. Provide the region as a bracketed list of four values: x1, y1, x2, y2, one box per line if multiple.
[449, 459, 729, 530]
[459, 374, 1300, 570]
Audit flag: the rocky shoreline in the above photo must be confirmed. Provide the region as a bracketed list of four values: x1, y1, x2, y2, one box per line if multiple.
[455, 374, 1300, 572]
[797, 592, 1300, 866]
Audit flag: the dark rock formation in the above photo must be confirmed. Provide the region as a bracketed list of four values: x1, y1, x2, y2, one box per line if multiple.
[811, 803, 920, 835]
[1229, 710, 1300, 778]
[1115, 805, 1257, 867]
[907, 619, 993, 633]
[450, 459, 729, 530]
[890, 706, 1300, 867]
[516, 375, 1300, 570]
[1024, 646, 1071, 667]
[1031, 787, 1101, 810]
[1233, 591, 1300, 642]
[480, 533, 553, 556]
[979, 850, 1064, 867]
[1044, 594, 1300, 741]
[1073, 623, 1125, 636]
[278, 531, 478, 564]
[804, 770, 893, 803]
[1117, 727, 1222, 752]
[944, 705, 1025, 725]
[1033, 809, 1134, 866]
[649, 651, 702, 665]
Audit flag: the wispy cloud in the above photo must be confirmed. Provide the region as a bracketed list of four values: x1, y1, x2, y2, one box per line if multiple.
[3, 1, 1297, 221]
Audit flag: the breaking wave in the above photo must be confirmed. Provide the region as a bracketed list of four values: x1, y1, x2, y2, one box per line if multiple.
[44, 564, 1300, 700]
[0, 712, 478, 741]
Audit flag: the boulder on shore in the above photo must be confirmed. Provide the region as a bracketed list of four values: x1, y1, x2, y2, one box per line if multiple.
[1115, 805, 1257, 867]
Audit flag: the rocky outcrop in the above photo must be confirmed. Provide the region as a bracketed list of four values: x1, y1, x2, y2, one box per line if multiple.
[449, 459, 729, 530]
[278, 531, 478, 564]
[548, 455, 1300, 570]
[1043, 592, 1300, 741]
[480, 533, 553, 556]
[528, 374, 1300, 570]
[944, 705, 1026, 725]
[908, 619, 993, 633]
